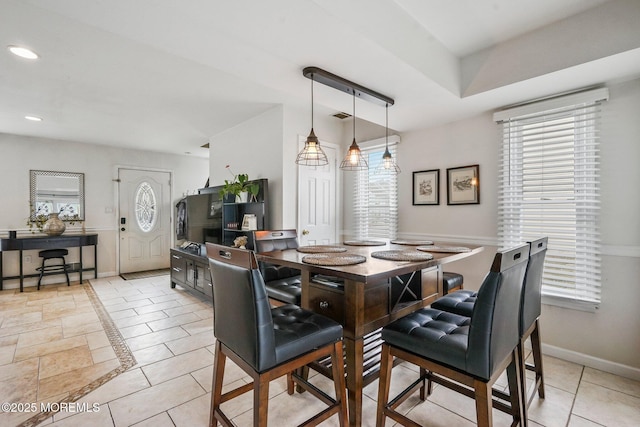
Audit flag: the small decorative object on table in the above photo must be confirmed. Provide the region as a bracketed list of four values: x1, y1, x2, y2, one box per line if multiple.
[43, 213, 66, 236]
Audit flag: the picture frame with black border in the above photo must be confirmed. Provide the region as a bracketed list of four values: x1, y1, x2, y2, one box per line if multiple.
[412, 169, 439, 205]
[447, 164, 479, 205]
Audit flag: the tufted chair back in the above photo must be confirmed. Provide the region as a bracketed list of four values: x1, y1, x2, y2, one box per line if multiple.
[207, 244, 277, 372]
[254, 229, 300, 280]
[466, 244, 530, 380]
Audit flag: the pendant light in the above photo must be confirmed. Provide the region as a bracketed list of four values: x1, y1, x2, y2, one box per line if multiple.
[340, 92, 368, 171]
[376, 103, 400, 174]
[296, 73, 329, 166]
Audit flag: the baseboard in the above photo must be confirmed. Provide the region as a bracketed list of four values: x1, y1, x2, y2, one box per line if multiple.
[541, 342, 640, 381]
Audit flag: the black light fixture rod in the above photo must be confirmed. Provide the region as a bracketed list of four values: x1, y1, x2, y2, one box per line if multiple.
[303, 66, 394, 107]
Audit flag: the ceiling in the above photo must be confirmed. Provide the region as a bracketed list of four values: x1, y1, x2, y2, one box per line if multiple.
[1, 0, 639, 157]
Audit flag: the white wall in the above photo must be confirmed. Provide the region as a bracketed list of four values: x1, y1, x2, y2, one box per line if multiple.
[392, 79, 640, 377]
[0, 133, 208, 288]
[209, 104, 345, 231]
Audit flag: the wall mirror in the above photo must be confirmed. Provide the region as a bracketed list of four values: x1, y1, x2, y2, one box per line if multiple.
[30, 170, 85, 221]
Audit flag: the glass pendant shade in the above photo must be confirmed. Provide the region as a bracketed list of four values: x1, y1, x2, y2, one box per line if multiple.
[296, 74, 328, 166]
[340, 94, 368, 171]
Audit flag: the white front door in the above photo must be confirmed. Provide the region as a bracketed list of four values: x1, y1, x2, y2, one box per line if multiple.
[298, 141, 338, 245]
[118, 168, 171, 274]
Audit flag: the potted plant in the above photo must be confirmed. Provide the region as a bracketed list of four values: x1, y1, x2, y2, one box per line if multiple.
[220, 166, 259, 202]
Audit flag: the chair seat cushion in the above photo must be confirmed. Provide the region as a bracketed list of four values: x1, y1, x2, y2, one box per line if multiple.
[382, 308, 471, 374]
[430, 290, 477, 317]
[272, 305, 343, 366]
[265, 276, 302, 305]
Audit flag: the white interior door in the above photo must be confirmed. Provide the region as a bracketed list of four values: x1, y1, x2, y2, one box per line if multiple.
[298, 141, 338, 245]
[118, 168, 171, 274]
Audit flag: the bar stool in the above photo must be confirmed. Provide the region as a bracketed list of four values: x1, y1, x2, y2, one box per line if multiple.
[37, 249, 70, 290]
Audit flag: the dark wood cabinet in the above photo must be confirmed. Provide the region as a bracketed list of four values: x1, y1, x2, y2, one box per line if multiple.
[170, 248, 212, 298]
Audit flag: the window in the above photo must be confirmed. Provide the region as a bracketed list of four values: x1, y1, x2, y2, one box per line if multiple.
[494, 88, 608, 311]
[353, 138, 399, 239]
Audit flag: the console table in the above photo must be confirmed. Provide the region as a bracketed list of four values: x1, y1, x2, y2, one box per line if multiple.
[0, 234, 98, 292]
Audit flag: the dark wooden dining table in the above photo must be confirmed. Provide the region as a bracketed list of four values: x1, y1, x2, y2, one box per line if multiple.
[256, 240, 483, 426]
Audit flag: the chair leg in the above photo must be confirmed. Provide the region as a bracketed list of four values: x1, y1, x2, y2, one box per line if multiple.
[507, 349, 526, 427]
[254, 375, 270, 426]
[38, 259, 46, 290]
[530, 319, 545, 399]
[473, 379, 493, 427]
[62, 257, 70, 286]
[330, 340, 348, 427]
[376, 343, 393, 427]
[210, 341, 226, 427]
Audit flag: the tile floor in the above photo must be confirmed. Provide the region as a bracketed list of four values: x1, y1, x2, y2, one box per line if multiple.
[0, 275, 639, 426]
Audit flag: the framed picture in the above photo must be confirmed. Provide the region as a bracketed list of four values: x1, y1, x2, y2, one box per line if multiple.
[412, 169, 439, 205]
[447, 164, 479, 205]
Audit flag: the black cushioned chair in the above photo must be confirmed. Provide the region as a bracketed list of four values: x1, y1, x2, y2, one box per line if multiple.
[376, 244, 530, 427]
[37, 248, 70, 290]
[431, 237, 548, 412]
[442, 271, 464, 294]
[206, 243, 348, 427]
[253, 229, 303, 305]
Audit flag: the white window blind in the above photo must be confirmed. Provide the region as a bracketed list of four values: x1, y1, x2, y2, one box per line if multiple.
[495, 88, 608, 310]
[353, 140, 398, 239]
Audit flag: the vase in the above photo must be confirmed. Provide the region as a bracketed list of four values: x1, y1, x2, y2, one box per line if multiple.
[43, 213, 66, 236]
[236, 191, 249, 203]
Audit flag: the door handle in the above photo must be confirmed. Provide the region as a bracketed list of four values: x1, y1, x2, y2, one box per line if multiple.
[302, 229, 310, 235]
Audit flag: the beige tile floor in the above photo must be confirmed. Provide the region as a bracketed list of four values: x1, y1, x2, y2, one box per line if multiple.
[1, 275, 639, 426]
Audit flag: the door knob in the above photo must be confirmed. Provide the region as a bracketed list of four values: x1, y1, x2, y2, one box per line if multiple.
[302, 229, 310, 235]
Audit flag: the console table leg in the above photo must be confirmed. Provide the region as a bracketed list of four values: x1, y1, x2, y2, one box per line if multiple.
[79, 246, 83, 284]
[19, 249, 24, 293]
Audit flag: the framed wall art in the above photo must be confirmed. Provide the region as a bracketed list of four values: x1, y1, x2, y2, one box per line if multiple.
[447, 164, 479, 205]
[412, 169, 439, 205]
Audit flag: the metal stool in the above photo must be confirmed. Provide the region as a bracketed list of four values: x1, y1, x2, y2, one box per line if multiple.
[37, 249, 70, 290]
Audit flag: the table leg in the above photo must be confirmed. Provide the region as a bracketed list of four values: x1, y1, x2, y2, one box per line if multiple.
[344, 336, 364, 426]
[0, 252, 3, 291]
[79, 246, 83, 284]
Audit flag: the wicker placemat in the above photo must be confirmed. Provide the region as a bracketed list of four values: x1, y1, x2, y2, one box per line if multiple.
[343, 240, 386, 246]
[302, 253, 367, 266]
[391, 239, 434, 246]
[296, 245, 348, 253]
[416, 245, 471, 253]
[371, 250, 434, 262]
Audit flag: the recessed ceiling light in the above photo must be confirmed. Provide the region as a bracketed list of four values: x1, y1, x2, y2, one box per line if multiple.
[8, 45, 39, 59]
[25, 115, 42, 122]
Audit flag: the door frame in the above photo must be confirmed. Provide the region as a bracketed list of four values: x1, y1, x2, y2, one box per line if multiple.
[296, 136, 341, 244]
[115, 165, 174, 274]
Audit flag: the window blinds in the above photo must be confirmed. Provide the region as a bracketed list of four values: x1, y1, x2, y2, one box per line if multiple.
[495, 88, 608, 310]
[353, 142, 398, 239]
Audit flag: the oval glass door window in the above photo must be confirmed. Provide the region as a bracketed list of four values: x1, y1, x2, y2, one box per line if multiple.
[135, 182, 157, 232]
